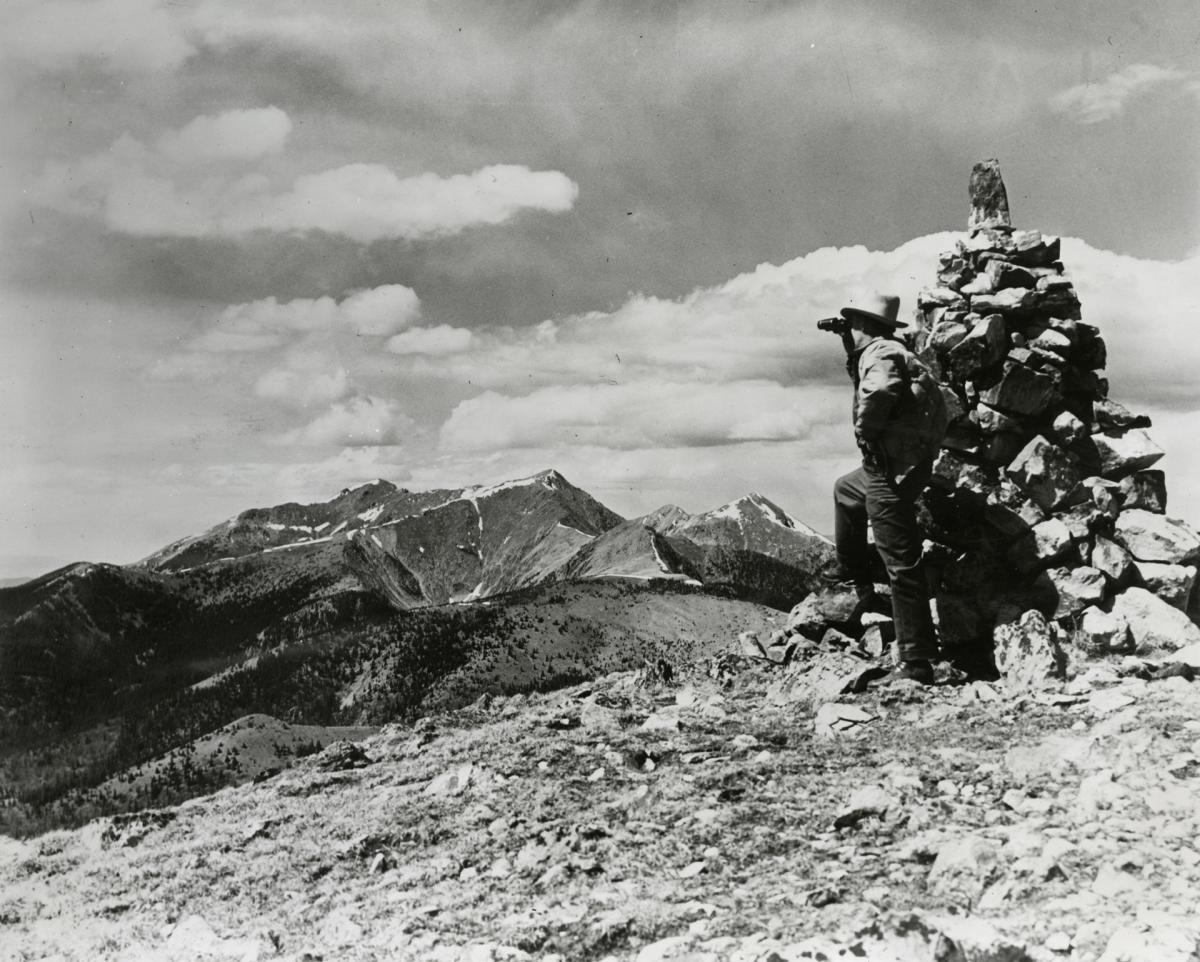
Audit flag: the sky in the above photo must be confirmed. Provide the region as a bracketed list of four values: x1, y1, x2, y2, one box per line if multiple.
[2, 0, 1200, 577]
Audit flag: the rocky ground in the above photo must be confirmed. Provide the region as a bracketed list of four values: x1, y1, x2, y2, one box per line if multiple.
[3, 643, 1199, 962]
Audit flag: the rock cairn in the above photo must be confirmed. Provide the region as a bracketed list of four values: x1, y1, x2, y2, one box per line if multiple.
[780, 160, 1200, 680]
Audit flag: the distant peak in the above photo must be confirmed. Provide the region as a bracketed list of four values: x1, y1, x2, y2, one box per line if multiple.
[640, 504, 690, 532]
[536, 468, 568, 487]
[467, 469, 574, 500]
[697, 492, 823, 537]
[743, 493, 792, 526]
[338, 479, 398, 498]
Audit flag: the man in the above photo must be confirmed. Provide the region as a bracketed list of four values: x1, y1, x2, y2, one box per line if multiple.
[823, 293, 945, 685]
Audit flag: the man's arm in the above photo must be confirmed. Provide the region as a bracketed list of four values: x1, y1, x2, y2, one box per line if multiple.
[855, 346, 906, 445]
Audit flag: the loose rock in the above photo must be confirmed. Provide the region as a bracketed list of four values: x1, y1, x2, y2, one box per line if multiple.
[1114, 510, 1200, 564]
[1110, 587, 1200, 653]
[994, 610, 1064, 688]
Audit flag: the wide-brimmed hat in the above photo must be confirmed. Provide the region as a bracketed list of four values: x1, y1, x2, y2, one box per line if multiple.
[840, 293, 904, 329]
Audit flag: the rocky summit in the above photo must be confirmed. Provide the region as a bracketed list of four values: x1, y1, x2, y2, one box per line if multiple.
[3, 644, 1200, 961]
[780, 160, 1200, 686]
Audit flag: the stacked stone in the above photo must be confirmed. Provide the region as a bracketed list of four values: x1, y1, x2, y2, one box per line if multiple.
[907, 159, 1200, 660]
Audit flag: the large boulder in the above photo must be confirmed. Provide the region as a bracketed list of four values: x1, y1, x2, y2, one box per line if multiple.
[1119, 470, 1167, 513]
[980, 359, 1061, 417]
[786, 586, 862, 640]
[986, 259, 1036, 291]
[1029, 327, 1072, 356]
[1006, 436, 1082, 511]
[971, 287, 1033, 315]
[1114, 509, 1200, 564]
[929, 319, 970, 353]
[1091, 429, 1164, 479]
[1071, 606, 1132, 655]
[1007, 518, 1072, 573]
[993, 610, 1065, 687]
[1093, 398, 1151, 433]
[1046, 566, 1106, 619]
[1011, 230, 1060, 267]
[947, 314, 1006, 379]
[1110, 587, 1200, 653]
[1091, 536, 1134, 584]
[1134, 562, 1196, 611]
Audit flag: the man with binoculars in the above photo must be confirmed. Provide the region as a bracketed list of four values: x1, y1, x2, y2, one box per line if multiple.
[818, 293, 947, 685]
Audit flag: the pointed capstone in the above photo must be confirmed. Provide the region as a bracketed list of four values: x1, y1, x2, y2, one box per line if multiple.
[969, 159, 1012, 232]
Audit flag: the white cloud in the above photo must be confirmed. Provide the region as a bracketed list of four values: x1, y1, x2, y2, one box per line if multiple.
[157, 107, 292, 165]
[1066, 242, 1200, 407]
[254, 368, 350, 407]
[386, 324, 474, 356]
[279, 396, 415, 447]
[1049, 63, 1189, 124]
[172, 285, 421, 360]
[154, 284, 420, 415]
[440, 381, 845, 452]
[340, 285, 422, 336]
[227, 163, 579, 243]
[393, 233, 951, 396]
[1, 0, 193, 73]
[36, 112, 580, 241]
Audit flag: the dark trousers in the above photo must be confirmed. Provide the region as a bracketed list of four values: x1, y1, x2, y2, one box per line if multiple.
[833, 461, 937, 661]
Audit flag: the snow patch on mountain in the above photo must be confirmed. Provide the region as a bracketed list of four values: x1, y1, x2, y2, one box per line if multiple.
[466, 469, 565, 501]
[698, 493, 830, 543]
[650, 535, 673, 575]
[262, 536, 333, 553]
[745, 492, 827, 539]
[264, 522, 319, 534]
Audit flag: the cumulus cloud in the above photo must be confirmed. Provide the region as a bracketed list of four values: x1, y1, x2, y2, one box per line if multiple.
[154, 284, 419, 409]
[386, 324, 474, 356]
[237, 163, 579, 243]
[1, 0, 193, 73]
[173, 285, 421, 359]
[340, 286, 423, 337]
[254, 368, 349, 407]
[35, 108, 580, 241]
[156, 107, 292, 165]
[392, 233, 952, 396]
[279, 396, 415, 447]
[1049, 63, 1189, 124]
[1067, 244, 1200, 407]
[440, 381, 844, 452]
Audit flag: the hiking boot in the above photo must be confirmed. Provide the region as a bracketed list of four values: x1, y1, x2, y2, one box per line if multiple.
[893, 659, 936, 686]
[815, 560, 874, 594]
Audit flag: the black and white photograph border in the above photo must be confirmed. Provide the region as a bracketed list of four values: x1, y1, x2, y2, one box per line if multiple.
[2, 2, 1200, 960]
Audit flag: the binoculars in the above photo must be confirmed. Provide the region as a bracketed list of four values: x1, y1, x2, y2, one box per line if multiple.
[816, 316, 849, 335]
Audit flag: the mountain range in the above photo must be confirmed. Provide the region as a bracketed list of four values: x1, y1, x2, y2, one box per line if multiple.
[0, 469, 832, 835]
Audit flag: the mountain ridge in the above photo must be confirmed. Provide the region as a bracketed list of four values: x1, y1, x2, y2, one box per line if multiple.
[0, 469, 833, 835]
